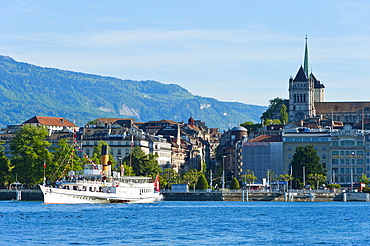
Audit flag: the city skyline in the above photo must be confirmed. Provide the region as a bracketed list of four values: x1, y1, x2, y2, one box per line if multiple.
[1, 1, 370, 106]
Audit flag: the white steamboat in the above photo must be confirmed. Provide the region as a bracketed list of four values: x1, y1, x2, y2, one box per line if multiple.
[40, 164, 162, 204]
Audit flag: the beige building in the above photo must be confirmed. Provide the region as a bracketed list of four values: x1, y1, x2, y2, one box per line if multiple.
[282, 128, 331, 177]
[330, 125, 366, 184]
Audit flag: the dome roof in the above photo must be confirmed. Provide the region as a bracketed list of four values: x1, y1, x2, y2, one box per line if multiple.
[231, 125, 247, 132]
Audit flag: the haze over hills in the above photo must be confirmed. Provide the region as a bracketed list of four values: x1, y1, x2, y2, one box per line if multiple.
[0, 55, 266, 129]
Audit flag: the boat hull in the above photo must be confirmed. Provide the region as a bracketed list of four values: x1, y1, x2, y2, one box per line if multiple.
[40, 185, 162, 204]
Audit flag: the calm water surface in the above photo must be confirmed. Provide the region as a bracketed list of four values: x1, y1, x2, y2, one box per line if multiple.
[0, 201, 369, 245]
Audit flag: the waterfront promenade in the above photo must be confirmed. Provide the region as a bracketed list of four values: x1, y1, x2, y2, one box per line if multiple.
[162, 189, 370, 202]
[1, 188, 369, 202]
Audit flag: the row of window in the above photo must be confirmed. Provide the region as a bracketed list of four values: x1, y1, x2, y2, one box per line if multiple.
[332, 167, 364, 174]
[284, 139, 365, 147]
[287, 145, 327, 151]
[331, 140, 364, 147]
[284, 137, 330, 142]
[331, 115, 370, 122]
[292, 93, 307, 103]
[332, 159, 364, 165]
[85, 141, 137, 146]
[288, 154, 326, 160]
[332, 150, 363, 156]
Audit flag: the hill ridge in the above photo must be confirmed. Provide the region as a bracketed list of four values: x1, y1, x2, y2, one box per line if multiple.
[0, 55, 266, 129]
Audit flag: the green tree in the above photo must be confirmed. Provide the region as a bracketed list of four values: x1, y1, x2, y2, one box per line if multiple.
[143, 153, 161, 178]
[49, 138, 84, 181]
[91, 141, 116, 168]
[263, 119, 282, 126]
[266, 169, 276, 184]
[242, 169, 257, 191]
[160, 168, 180, 190]
[266, 169, 277, 189]
[261, 97, 284, 122]
[122, 162, 134, 176]
[240, 121, 261, 135]
[0, 140, 12, 188]
[10, 125, 53, 187]
[200, 161, 207, 174]
[182, 169, 200, 190]
[291, 145, 325, 188]
[359, 173, 370, 185]
[327, 184, 341, 189]
[230, 177, 240, 190]
[196, 174, 209, 190]
[278, 174, 294, 192]
[308, 173, 326, 189]
[123, 147, 160, 178]
[279, 104, 288, 125]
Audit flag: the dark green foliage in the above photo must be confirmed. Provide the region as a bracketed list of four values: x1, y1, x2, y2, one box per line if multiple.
[362, 187, 370, 193]
[160, 168, 180, 190]
[279, 104, 288, 125]
[230, 177, 240, 190]
[327, 184, 341, 189]
[240, 121, 261, 134]
[196, 174, 208, 190]
[291, 145, 326, 188]
[182, 169, 200, 190]
[0, 56, 266, 129]
[261, 97, 284, 121]
[122, 146, 160, 178]
[10, 125, 53, 187]
[0, 141, 11, 188]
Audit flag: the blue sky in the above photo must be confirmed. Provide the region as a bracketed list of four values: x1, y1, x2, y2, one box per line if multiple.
[1, 1, 370, 106]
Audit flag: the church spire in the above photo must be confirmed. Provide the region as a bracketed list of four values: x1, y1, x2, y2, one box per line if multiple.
[303, 34, 310, 77]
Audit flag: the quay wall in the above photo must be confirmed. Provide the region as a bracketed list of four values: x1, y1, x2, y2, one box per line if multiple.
[0, 189, 43, 201]
[162, 191, 365, 202]
[1, 189, 368, 202]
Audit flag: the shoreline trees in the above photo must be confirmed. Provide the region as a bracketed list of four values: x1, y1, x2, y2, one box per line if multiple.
[291, 145, 326, 189]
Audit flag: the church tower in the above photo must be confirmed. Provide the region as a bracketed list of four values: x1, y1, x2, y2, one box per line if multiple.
[288, 36, 316, 122]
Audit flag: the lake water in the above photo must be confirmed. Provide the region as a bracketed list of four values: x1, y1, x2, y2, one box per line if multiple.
[1, 201, 369, 245]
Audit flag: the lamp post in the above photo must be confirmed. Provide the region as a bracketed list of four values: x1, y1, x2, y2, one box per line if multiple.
[351, 151, 355, 191]
[222, 155, 226, 190]
[118, 157, 123, 176]
[332, 169, 335, 184]
[303, 166, 305, 188]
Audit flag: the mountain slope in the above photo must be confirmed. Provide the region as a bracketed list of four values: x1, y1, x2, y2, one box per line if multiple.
[0, 55, 266, 128]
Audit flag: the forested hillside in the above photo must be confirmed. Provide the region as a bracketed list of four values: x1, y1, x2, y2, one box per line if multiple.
[0, 55, 266, 128]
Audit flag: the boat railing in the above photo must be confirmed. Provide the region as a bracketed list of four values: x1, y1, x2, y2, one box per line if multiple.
[58, 177, 153, 186]
[59, 180, 111, 186]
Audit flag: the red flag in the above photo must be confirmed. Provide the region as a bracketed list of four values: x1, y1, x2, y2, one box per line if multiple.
[43, 162, 46, 168]
[73, 127, 77, 144]
[154, 175, 160, 192]
[131, 135, 134, 147]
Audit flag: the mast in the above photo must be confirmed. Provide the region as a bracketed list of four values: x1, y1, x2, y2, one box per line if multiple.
[129, 134, 134, 176]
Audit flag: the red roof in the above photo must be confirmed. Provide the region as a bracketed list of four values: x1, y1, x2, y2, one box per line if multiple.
[23, 116, 75, 127]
